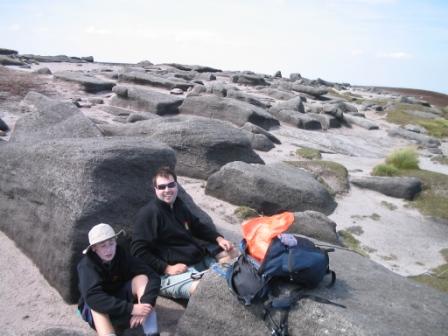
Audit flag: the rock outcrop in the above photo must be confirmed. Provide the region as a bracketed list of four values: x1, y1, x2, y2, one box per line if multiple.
[53, 71, 115, 93]
[350, 176, 422, 200]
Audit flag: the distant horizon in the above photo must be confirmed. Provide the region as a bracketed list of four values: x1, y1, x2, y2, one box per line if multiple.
[1, 0, 447, 94]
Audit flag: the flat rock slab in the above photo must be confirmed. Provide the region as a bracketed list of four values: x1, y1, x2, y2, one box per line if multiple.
[119, 71, 193, 91]
[53, 71, 115, 93]
[112, 85, 184, 115]
[179, 94, 279, 130]
[206, 161, 337, 215]
[0, 137, 176, 302]
[387, 127, 440, 148]
[177, 246, 448, 336]
[343, 114, 379, 130]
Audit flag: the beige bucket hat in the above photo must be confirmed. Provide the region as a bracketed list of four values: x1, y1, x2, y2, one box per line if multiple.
[83, 223, 124, 254]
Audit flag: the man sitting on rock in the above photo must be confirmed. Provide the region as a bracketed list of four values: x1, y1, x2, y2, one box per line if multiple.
[78, 223, 160, 336]
[131, 166, 237, 300]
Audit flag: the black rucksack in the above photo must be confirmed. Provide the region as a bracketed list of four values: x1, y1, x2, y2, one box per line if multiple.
[226, 235, 344, 335]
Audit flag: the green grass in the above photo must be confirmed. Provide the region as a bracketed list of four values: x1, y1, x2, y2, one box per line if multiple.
[295, 147, 322, 160]
[385, 102, 448, 138]
[338, 230, 369, 257]
[409, 248, 448, 292]
[417, 119, 448, 138]
[234, 206, 259, 221]
[385, 147, 419, 170]
[372, 164, 399, 176]
[372, 147, 448, 220]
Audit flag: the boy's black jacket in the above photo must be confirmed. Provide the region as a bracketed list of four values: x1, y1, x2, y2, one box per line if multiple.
[77, 245, 160, 316]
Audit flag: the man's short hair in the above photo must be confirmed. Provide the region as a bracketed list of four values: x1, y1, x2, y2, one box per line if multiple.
[153, 166, 177, 187]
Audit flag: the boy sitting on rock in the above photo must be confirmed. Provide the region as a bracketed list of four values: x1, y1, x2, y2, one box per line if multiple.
[77, 223, 160, 336]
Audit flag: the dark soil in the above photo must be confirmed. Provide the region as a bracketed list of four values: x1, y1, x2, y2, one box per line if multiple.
[374, 86, 448, 108]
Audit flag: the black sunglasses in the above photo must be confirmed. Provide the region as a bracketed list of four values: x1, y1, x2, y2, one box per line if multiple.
[155, 181, 177, 190]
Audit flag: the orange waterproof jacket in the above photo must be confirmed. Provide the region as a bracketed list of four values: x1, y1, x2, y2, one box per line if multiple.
[241, 212, 295, 261]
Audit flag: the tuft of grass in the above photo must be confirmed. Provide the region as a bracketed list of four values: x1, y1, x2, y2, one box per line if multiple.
[385, 147, 419, 170]
[296, 147, 322, 160]
[234, 206, 259, 221]
[372, 163, 399, 176]
[338, 230, 368, 256]
[409, 249, 448, 292]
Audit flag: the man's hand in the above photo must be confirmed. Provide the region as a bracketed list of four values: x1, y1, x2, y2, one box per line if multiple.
[216, 236, 235, 252]
[165, 263, 188, 275]
[130, 314, 146, 328]
[132, 303, 152, 316]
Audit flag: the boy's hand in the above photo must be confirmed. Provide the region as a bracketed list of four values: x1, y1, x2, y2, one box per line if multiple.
[165, 263, 187, 275]
[130, 314, 145, 328]
[132, 303, 152, 316]
[216, 236, 234, 252]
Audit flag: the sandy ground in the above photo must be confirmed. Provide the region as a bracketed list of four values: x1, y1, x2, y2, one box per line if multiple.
[1, 62, 448, 335]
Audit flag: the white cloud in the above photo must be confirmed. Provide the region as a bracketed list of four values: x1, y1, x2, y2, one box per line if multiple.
[351, 49, 365, 56]
[7, 24, 21, 31]
[377, 51, 412, 59]
[84, 26, 111, 35]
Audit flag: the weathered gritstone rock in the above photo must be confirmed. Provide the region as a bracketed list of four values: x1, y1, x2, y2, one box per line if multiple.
[257, 87, 297, 100]
[270, 96, 305, 113]
[178, 248, 448, 336]
[0, 55, 25, 65]
[20, 54, 94, 63]
[0, 117, 9, 131]
[111, 85, 184, 115]
[241, 122, 281, 144]
[350, 176, 422, 200]
[231, 73, 269, 86]
[53, 71, 115, 93]
[0, 137, 176, 302]
[307, 113, 341, 129]
[0, 47, 18, 55]
[343, 114, 379, 130]
[118, 70, 193, 91]
[206, 161, 336, 215]
[226, 88, 269, 108]
[11, 91, 102, 142]
[290, 211, 340, 245]
[291, 83, 328, 97]
[33, 67, 52, 75]
[179, 94, 280, 130]
[98, 115, 264, 179]
[241, 129, 275, 151]
[270, 108, 322, 130]
[387, 127, 441, 148]
[164, 63, 222, 73]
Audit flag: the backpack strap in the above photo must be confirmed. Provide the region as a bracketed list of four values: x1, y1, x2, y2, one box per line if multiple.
[262, 288, 346, 336]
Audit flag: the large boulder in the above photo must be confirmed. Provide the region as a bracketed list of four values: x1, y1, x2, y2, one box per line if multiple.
[11, 92, 102, 142]
[0, 137, 176, 303]
[350, 176, 422, 200]
[291, 83, 328, 97]
[241, 122, 281, 145]
[226, 88, 269, 108]
[177, 247, 448, 336]
[111, 85, 184, 115]
[98, 115, 264, 179]
[53, 71, 116, 93]
[179, 95, 279, 130]
[231, 73, 269, 86]
[0, 117, 10, 132]
[257, 87, 297, 100]
[0, 48, 18, 55]
[206, 161, 337, 215]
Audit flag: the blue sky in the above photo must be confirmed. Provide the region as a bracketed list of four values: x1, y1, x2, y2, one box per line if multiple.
[1, 0, 447, 93]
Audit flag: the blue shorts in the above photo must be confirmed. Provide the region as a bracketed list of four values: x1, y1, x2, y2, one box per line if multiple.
[160, 256, 215, 299]
[79, 281, 133, 330]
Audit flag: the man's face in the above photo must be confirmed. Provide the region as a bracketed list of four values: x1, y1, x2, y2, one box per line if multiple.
[92, 238, 117, 262]
[154, 174, 178, 206]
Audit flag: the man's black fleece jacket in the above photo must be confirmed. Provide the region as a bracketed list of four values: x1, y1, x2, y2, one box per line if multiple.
[77, 245, 160, 317]
[131, 198, 222, 274]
